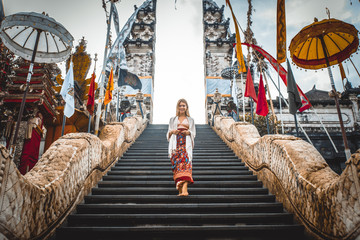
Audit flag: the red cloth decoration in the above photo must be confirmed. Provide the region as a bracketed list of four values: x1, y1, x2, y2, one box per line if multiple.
[256, 74, 269, 116]
[18, 128, 41, 175]
[244, 67, 258, 103]
[86, 72, 96, 115]
[241, 42, 312, 112]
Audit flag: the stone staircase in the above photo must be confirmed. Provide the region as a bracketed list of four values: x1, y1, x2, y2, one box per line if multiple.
[56, 124, 304, 239]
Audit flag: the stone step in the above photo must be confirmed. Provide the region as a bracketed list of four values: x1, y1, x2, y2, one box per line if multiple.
[91, 187, 267, 195]
[115, 162, 244, 167]
[76, 202, 284, 214]
[123, 152, 236, 156]
[110, 166, 248, 170]
[115, 159, 243, 164]
[57, 225, 304, 240]
[84, 194, 276, 204]
[127, 147, 230, 150]
[101, 175, 257, 181]
[56, 124, 304, 240]
[120, 156, 239, 160]
[67, 212, 294, 226]
[107, 170, 252, 175]
[97, 180, 263, 188]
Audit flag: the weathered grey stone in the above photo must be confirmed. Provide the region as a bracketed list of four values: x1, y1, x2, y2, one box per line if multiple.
[212, 116, 360, 240]
[0, 116, 148, 239]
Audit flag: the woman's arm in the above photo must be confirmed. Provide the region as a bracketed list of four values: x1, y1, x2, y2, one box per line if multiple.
[167, 117, 179, 140]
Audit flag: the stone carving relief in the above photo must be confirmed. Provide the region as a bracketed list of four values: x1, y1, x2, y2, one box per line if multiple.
[132, 26, 154, 41]
[205, 26, 227, 41]
[204, 12, 221, 24]
[136, 12, 155, 24]
[206, 53, 232, 77]
[126, 54, 153, 77]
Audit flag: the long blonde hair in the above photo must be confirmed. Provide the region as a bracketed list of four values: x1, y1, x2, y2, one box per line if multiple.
[176, 98, 190, 117]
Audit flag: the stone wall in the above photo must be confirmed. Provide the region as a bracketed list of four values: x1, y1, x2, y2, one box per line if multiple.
[212, 116, 360, 240]
[0, 116, 148, 240]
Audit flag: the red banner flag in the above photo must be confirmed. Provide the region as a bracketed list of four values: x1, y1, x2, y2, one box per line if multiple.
[244, 67, 258, 103]
[241, 42, 312, 112]
[86, 72, 96, 115]
[256, 73, 269, 116]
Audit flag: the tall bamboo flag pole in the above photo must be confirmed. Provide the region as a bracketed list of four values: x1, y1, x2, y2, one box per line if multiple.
[87, 54, 97, 133]
[60, 54, 74, 137]
[260, 61, 277, 133]
[226, 0, 247, 121]
[95, 2, 114, 135]
[277, 0, 286, 134]
[263, 69, 314, 145]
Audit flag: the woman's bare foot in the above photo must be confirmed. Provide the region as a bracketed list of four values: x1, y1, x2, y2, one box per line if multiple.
[177, 181, 184, 196]
[179, 182, 189, 196]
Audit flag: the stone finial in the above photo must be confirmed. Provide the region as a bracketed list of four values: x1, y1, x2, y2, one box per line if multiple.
[135, 89, 144, 101]
[213, 88, 222, 103]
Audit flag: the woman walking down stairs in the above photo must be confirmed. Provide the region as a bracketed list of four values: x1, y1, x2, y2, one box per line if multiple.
[56, 124, 304, 240]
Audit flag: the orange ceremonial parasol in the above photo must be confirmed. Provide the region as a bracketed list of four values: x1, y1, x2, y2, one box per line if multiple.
[289, 17, 359, 160]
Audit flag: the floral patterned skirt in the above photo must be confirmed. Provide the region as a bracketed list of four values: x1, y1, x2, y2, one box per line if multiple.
[170, 132, 194, 189]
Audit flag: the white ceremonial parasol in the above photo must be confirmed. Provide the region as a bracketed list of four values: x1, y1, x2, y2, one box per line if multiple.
[0, 12, 74, 154]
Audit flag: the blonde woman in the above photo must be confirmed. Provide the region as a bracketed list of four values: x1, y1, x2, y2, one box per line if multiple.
[167, 99, 196, 196]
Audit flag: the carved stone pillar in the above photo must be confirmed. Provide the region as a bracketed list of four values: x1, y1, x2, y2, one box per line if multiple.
[349, 94, 359, 123]
[212, 88, 222, 116]
[135, 90, 146, 117]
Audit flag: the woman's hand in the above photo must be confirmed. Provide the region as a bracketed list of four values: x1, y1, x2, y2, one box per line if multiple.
[184, 130, 190, 136]
[172, 130, 180, 135]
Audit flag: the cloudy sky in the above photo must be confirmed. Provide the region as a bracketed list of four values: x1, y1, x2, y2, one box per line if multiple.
[3, 0, 360, 124]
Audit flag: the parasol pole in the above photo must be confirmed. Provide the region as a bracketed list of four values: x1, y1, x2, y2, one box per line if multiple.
[95, 2, 114, 135]
[9, 29, 41, 155]
[319, 36, 351, 160]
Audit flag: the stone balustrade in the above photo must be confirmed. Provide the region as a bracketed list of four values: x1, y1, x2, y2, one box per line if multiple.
[0, 116, 148, 239]
[212, 116, 360, 240]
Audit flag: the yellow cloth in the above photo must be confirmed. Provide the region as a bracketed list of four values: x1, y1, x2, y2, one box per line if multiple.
[276, 0, 286, 63]
[226, 0, 246, 73]
[104, 67, 114, 105]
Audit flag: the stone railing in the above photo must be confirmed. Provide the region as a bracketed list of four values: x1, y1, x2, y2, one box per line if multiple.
[212, 116, 360, 240]
[0, 116, 148, 240]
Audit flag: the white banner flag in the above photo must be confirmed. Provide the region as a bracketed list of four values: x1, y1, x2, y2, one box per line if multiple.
[60, 62, 75, 118]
